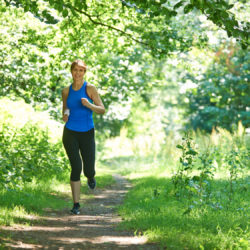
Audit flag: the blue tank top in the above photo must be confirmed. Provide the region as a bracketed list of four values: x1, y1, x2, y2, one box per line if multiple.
[65, 81, 94, 132]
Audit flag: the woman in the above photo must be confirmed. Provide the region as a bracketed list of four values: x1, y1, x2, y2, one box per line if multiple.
[62, 59, 105, 215]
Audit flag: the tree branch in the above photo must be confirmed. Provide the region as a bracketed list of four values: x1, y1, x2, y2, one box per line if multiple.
[70, 5, 160, 53]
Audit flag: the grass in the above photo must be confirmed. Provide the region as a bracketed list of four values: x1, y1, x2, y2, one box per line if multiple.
[0, 166, 115, 227]
[100, 125, 250, 249]
[0, 179, 69, 227]
[0, 164, 115, 249]
[115, 158, 250, 250]
[0, 110, 249, 250]
[100, 154, 173, 178]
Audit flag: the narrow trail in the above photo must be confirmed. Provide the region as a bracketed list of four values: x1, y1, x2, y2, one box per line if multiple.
[1, 175, 159, 249]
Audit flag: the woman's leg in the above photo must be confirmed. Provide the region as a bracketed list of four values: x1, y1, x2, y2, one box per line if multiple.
[79, 128, 96, 181]
[70, 180, 81, 203]
[62, 127, 82, 204]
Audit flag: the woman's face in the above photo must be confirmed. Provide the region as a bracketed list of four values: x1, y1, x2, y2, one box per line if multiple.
[71, 64, 86, 81]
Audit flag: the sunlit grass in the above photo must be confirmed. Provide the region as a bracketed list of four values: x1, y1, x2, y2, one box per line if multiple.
[1, 97, 249, 249]
[0, 97, 116, 229]
[103, 124, 250, 249]
[0, 169, 115, 227]
[0, 206, 36, 227]
[0, 178, 70, 226]
[118, 175, 250, 249]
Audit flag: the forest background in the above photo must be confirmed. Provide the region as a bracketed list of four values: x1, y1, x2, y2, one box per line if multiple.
[0, 0, 249, 249]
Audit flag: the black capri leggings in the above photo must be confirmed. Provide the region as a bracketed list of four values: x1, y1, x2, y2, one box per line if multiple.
[62, 126, 95, 181]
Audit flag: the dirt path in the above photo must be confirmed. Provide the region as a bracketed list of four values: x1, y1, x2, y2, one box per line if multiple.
[1, 174, 159, 249]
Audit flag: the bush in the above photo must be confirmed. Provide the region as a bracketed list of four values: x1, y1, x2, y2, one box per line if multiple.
[0, 97, 68, 188]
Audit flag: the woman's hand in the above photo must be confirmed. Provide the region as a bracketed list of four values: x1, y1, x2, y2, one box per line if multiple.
[63, 114, 69, 122]
[62, 87, 70, 122]
[81, 98, 91, 108]
[84, 84, 105, 114]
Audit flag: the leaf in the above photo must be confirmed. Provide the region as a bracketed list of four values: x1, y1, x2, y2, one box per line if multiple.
[227, 30, 232, 37]
[187, 149, 198, 155]
[24, 5, 29, 12]
[170, 11, 178, 16]
[198, 0, 204, 8]
[55, 3, 63, 12]
[174, 1, 184, 10]
[183, 207, 192, 215]
[62, 9, 68, 18]
[184, 4, 193, 14]
[176, 144, 184, 149]
[241, 42, 248, 50]
[192, 175, 200, 181]
[221, 11, 229, 19]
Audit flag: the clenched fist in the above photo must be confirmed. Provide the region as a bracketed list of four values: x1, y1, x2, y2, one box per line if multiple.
[81, 98, 91, 108]
[63, 114, 69, 122]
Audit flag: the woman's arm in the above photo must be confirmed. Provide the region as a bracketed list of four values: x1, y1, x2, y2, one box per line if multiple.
[62, 87, 70, 122]
[82, 84, 105, 114]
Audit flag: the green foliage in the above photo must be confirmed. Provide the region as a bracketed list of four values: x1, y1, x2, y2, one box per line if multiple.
[224, 140, 248, 201]
[1, 0, 248, 137]
[118, 176, 250, 249]
[172, 126, 249, 207]
[172, 132, 198, 196]
[0, 98, 68, 188]
[0, 2, 163, 135]
[184, 45, 250, 132]
[0, 123, 67, 188]
[0, 3, 65, 118]
[107, 128, 250, 249]
[1, 0, 200, 55]
[126, 0, 249, 50]
[3, 0, 249, 56]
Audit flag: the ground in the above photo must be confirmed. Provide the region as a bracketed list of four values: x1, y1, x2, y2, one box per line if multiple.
[0, 175, 159, 249]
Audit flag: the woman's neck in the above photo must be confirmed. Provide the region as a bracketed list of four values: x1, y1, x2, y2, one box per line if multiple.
[72, 79, 84, 90]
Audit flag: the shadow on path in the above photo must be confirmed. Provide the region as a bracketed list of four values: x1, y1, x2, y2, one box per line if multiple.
[1, 175, 159, 250]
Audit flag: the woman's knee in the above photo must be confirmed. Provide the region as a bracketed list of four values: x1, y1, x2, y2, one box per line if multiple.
[70, 168, 82, 181]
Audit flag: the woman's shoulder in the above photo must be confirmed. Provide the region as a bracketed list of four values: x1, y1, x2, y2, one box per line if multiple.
[86, 83, 98, 100]
[86, 82, 95, 88]
[86, 83, 97, 92]
[62, 85, 70, 94]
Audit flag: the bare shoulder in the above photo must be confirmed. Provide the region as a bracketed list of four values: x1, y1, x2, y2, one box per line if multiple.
[86, 83, 98, 98]
[62, 86, 70, 96]
[86, 83, 97, 91]
[86, 83, 104, 106]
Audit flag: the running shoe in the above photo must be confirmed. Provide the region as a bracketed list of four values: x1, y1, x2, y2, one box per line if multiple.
[70, 205, 80, 215]
[87, 177, 96, 190]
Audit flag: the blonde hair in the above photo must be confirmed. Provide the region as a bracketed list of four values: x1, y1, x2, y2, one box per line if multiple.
[70, 59, 87, 72]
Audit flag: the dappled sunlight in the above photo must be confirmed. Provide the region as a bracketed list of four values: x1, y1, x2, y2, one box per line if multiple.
[2, 216, 149, 247]
[0, 206, 37, 227]
[50, 235, 148, 245]
[118, 174, 249, 249]
[1, 175, 158, 249]
[1, 0, 249, 249]
[0, 98, 63, 143]
[104, 127, 166, 160]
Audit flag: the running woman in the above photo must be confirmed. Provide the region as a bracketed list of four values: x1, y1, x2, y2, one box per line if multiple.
[62, 59, 105, 215]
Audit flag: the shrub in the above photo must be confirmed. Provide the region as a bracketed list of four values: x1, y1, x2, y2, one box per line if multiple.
[0, 98, 68, 188]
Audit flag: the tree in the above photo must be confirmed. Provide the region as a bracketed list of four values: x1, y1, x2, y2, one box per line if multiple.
[1, 0, 248, 135]
[2, 0, 249, 55]
[185, 44, 250, 132]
